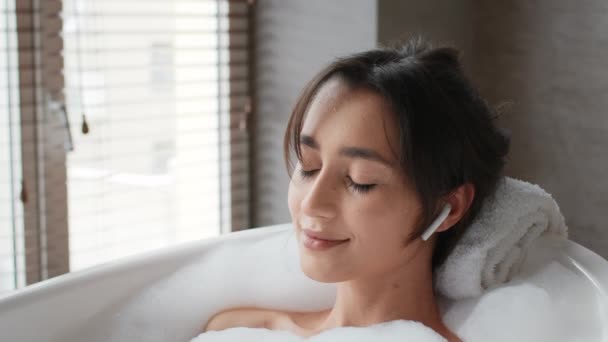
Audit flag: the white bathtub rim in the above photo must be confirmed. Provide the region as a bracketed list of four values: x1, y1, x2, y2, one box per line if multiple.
[0, 223, 292, 309]
[3, 222, 608, 307]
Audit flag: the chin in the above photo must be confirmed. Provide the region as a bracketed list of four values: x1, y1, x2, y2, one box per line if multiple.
[298, 252, 346, 283]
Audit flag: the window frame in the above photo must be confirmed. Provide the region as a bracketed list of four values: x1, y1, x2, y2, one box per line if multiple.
[8, 0, 254, 287]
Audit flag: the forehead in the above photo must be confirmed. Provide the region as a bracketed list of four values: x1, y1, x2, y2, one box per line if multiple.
[301, 78, 400, 160]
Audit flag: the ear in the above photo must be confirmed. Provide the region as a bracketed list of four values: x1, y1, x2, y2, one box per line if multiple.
[436, 183, 475, 233]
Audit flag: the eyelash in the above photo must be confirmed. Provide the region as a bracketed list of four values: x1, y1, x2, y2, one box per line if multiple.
[298, 169, 377, 194]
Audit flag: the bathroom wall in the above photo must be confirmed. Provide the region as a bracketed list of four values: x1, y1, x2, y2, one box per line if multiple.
[471, 1, 608, 258]
[252, 0, 377, 226]
[377, 0, 474, 72]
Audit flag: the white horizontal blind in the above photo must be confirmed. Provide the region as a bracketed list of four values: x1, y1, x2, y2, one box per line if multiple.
[61, 0, 252, 271]
[1, 0, 251, 292]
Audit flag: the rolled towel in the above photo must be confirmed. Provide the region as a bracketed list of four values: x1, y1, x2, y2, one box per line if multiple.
[434, 176, 568, 300]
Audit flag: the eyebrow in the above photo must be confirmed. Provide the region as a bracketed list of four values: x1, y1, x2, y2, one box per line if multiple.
[300, 134, 394, 167]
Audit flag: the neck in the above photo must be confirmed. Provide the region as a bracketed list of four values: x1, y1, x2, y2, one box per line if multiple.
[317, 242, 445, 332]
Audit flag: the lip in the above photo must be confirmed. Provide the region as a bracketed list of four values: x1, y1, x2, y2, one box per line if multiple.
[301, 228, 348, 241]
[301, 229, 350, 251]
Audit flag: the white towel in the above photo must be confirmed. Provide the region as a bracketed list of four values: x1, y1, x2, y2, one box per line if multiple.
[434, 176, 568, 300]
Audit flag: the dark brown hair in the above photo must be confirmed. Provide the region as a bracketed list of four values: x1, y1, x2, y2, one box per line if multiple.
[283, 37, 510, 270]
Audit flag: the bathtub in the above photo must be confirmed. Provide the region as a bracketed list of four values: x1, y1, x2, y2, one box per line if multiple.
[0, 223, 607, 342]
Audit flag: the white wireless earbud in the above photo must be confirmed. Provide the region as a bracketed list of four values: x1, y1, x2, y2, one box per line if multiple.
[421, 203, 452, 241]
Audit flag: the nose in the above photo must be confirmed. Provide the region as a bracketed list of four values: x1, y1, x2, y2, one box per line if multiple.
[300, 169, 337, 220]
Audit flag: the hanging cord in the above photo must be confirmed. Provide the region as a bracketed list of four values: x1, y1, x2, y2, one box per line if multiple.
[81, 114, 89, 134]
[73, 0, 89, 135]
[20, 179, 27, 204]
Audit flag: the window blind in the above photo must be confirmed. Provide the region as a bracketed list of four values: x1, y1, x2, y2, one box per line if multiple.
[62, 0, 252, 271]
[0, 0, 252, 291]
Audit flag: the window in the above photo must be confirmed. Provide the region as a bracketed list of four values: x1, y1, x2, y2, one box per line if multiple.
[1, 0, 252, 292]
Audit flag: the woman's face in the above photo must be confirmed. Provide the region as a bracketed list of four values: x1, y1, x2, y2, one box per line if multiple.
[288, 78, 425, 283]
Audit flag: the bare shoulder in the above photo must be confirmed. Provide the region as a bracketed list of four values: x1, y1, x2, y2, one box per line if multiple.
[202, 307, 329, 336]
[202, 307, 281, 332]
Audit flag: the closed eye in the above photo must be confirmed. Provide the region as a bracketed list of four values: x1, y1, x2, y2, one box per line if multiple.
[298, 168, 376, 194]
[298, 169, 318, 179]
[346, 176, 376, 194]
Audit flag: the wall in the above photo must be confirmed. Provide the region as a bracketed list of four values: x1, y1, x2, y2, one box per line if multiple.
[377, 0, 473, 72]
[472, 1, 608, 258]
[252, 0, 377, 226]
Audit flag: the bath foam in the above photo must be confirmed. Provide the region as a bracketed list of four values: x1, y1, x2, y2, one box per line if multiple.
[441, 260, 602, 342]
[60, 232, 336, 342]
[60, 230, 600, 342]
[191, 319, 447, 342]
[522, 261, 604, 341]
[441, 282, 558, 342]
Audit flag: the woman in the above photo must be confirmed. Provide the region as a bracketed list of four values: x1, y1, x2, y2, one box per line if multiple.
[203, 37, 510, 342]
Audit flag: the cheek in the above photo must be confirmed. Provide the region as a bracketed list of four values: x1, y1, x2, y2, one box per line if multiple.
[287, 179, 302, 221]
[354, 215, 404, 252]
[347, 208, 416, 273]
[348, 193, 419, 247]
